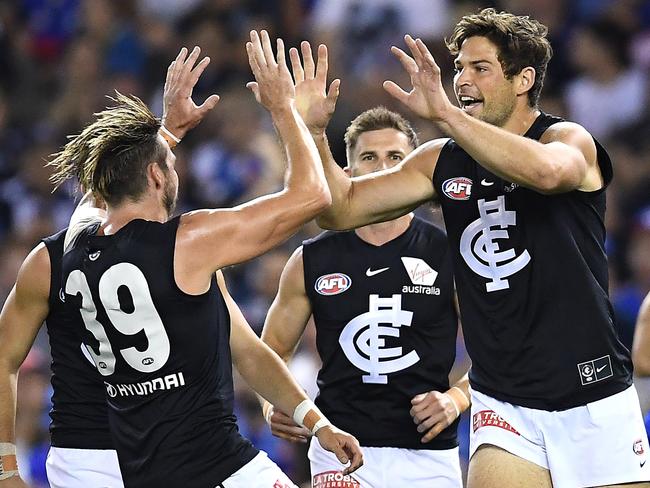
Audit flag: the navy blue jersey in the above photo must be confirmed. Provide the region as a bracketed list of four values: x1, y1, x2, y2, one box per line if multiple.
[303, 217, 459, 449]
[42, 229, 113, 449]
[61, 217, 257, 488]
[432, 112, 632, 410]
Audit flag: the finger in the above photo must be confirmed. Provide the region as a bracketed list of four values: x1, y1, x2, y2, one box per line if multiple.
[289, 47, 304, 83]
[246, 81, 260, 102]
[416, 37, 440, 73]
[189, 56, 211, 87]
[332, 445, 349, 465]
[411, 393, 427, 404]
[383, 80, 410, 104]
[421, 422, 446, 443]
[342, 442, 363, 475]
[249, 31, 266, 68]
[404, 35, 425, 69]
[171, 47, 187, 82]
[197, 94, 220, 113]
[246, 42, 262, 78]
[315, 44, 328, 83]
[272, 414, 302, 427]
[165, 61, 175, 87]
[301, 40, 315, 79]
[326, 79, 340, 106]
[183, 46, 201, 75]
[276, 38, 287, 68]
[273, 423, 311, 437]
[390, 46, 418, 75]
[260, 30, 276, 67]
[272, 429, 309, 443]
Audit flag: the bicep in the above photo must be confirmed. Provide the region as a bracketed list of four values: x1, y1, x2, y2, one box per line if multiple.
[632, 293, 650, 375]
[261, 247, 311, 361]
[0, 246, 50, 370]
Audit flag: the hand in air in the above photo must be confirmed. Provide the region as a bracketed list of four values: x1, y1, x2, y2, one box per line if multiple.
[162, 46, 220, 139]
[265, 404, 311, 444]
[288, 42, 340, 135]
[410, 390, 460, 443]
[384, 35, 455, 122]
[314, 425, 364, 475]
[245, 30, 295, 113]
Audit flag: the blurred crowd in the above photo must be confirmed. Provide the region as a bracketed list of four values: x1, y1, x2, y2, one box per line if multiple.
[1, 0, 649, 486]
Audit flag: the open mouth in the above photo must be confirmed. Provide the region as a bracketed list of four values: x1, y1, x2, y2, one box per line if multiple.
[459, 96, 483, 111]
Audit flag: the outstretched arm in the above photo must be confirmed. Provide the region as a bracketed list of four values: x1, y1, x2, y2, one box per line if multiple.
[176, 31, 331, 285]
[633, 292, 650, 376]
[384, 35, 602, 194]
[222, 271, 363, 475]
[0, 245, 51, 487]
[285, 41, 439, 231]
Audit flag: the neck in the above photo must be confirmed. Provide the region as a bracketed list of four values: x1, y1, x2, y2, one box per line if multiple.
[354, 213, 413, 246]
[501, 104, 541, 136]
[103, 198, 168, 235]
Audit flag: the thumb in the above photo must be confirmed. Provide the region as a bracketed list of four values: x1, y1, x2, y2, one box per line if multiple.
[246, 81, 261, 102]
[198, 94, 220, 113]
[326, 79, 341, 106]
[383, 80, 409, 105]
[333, 444, 349, 465]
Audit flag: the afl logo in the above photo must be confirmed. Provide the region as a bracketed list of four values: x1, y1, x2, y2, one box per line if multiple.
[442, 177, 473, 200]
[315, 273, 351, 296]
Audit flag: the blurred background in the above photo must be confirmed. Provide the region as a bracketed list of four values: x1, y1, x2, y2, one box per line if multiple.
[1, 0, 650, 486]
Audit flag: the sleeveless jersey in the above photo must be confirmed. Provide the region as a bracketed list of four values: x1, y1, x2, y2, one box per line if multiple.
[432, 112, 632, 411]
[42, 229, 113, 449]
[61, 217, 258, 488]
[303, 217, 459, 450]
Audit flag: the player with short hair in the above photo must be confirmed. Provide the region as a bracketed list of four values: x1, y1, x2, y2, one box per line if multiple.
[303, 8, 648, 488]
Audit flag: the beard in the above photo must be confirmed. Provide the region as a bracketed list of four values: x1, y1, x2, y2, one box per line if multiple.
[162, 177, 177, 217]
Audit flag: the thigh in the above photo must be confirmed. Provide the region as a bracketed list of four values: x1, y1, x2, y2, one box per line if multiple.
[46, 447, 124, 488]
[544, 385, 650, 488]
[467, 444, 552, 488]
[221, 451, 297, 488]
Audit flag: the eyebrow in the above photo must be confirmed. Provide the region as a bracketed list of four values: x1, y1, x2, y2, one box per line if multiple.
[358, 150, 405, 158]
[454, 59, 494, 66]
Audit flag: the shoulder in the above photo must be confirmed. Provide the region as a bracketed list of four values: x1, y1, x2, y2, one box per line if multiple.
[540, 121, 594, 146]
[405, 138, 451, 170]
[16, 243, 51, 301]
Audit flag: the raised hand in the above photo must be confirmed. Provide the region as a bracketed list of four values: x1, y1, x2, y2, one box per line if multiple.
[314, 425, 364, 475]
[245, 30, 295, 113]
[410, 390, 459, 443]
[384, 35, 455, 122]
[162, 46, 220, 139]
[265, 404, 311, 443]
[289, 42, 340, 135]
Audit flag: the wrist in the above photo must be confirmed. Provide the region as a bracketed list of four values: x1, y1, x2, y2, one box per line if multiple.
[446, 385, 471, 418]
[292, 399, 331, 435]
[159, 125, 182, 149]
[262, 402, 273, 424]
[0, 443, 18, 481]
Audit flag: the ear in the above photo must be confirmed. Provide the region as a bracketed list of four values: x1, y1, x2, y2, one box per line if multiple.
[147, 162, 165, 191]
[516, 67, 536, 97]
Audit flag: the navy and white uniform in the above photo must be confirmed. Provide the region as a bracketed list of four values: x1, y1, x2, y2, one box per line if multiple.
[61, 218, 259, 488]
[302, 217, 462, 487]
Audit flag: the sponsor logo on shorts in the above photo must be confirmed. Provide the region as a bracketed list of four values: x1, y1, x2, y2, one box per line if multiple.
[442, 177, 473, 200]
[634, 439, 645, 456]
[312, 471, 361, 488]
[273, 481, 292, 488]
[104, 371, 185, 397]
[315, 273, 352, 296]
[472, 410, 520, 435]
[577, 355, 613, 386]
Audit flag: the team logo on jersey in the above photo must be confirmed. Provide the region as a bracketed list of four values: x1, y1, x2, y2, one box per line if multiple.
[315, 273, 351, 296]
[401, 257, 441, 295]
[313, 471, 361, 488]
[339, 294, 419, 384]
[442, 177, 473, 200]
[577, 355, 613, 385]
[473, 410, 520, 435]
[58, 288, 65, 302]
[460, 196, 531, 292]
[88, 250, 101, 261]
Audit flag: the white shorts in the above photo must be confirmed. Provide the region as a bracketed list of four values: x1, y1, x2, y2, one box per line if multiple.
[469, 384, 650, 488]
[46, 447, 124, 488]
[308, 436, 462, 488]
[219, 451, 298, 488]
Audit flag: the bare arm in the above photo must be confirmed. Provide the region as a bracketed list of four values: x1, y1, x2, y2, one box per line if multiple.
[0, 244, 51, 486]
[633, 292, 650, 376]
[259, 247, 313, 442]
[220, 271, 363, 474]
[385, 35, 602, 194]
[175, 31, 330, 288]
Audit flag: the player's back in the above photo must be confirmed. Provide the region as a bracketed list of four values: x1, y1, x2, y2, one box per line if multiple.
[43, 229, 113, 449]
[61, 217, 257, 488]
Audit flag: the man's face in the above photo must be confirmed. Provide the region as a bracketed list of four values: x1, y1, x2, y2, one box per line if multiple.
[349, 128, 414, 177]
[159, 136, 179, 216]
[453, 36, 518, 127]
